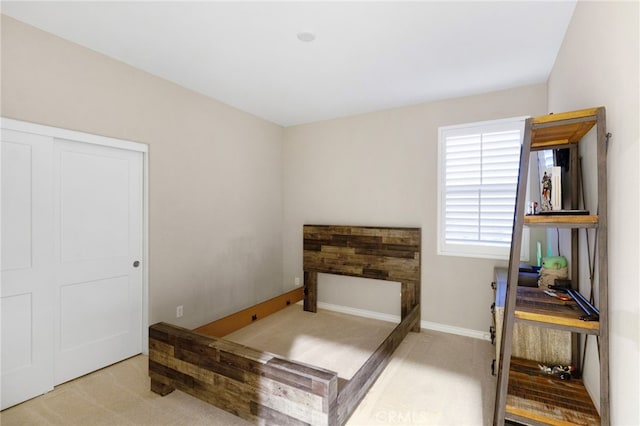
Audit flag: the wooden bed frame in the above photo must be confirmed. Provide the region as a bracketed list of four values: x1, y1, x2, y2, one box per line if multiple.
[149, 225, 421, 425]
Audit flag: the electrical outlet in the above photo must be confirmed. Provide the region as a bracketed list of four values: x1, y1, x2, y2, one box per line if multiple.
[176, 305, 183, 318]
[295, 276, 301, 286]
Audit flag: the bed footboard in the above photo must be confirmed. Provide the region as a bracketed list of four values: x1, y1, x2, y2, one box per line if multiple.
[149, 322, 339, 425]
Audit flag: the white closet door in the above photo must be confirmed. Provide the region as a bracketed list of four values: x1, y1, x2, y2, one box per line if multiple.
[53, 139, 143, 385]
[1, 130, 55, 410]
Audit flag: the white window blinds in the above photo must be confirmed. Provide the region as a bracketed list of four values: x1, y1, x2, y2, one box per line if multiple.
[438, 118, 526, 259]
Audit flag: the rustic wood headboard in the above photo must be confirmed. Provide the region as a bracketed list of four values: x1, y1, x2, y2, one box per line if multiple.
[303, 225, 421, 331]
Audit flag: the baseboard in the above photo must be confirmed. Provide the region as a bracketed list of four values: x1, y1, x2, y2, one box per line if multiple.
[420, 320, 492, 341]
[316, 302, 401, 324]
[316, 301, 491, 341]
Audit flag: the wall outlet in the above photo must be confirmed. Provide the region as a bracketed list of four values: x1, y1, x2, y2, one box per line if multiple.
[176, 305, 183, 318]
[294, 276, 301, 286]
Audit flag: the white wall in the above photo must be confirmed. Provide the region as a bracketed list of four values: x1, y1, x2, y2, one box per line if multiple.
[282, 84, 547, 334]
[1, 16, 285, 330]
[547, 2, 639, 424]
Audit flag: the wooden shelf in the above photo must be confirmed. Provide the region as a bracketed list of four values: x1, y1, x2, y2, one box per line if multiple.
[515, 287, 600, 334]
[530, 107, 600, 149]
[524, 214, 599, 228]
[506, 358, 600, 426]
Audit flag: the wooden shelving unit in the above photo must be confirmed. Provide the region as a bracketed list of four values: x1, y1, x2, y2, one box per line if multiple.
[493, 107, 609, 425]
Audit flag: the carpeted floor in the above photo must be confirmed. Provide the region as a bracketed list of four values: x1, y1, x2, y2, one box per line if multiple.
[1, 305, 496, 425]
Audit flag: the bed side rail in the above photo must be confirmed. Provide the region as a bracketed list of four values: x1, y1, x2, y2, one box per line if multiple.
[337, 304, 420, 425]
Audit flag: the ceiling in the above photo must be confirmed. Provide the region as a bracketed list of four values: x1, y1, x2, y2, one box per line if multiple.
[2, 1, 577, 127]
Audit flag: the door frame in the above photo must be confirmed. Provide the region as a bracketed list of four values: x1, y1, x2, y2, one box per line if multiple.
[1, 117, 150, 353]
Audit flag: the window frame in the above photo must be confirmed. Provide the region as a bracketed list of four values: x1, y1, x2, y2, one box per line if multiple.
[437, 116, 530, 261]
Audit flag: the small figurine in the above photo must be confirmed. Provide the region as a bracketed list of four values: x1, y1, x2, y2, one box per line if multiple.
[538, 363, 575, 380]
[541, 171, 553, 211]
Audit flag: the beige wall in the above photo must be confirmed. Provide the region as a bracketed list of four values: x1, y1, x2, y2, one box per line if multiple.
[548, 1, 640, 423]
[1, 15, 285, 330]
[282, 84, 548, 332]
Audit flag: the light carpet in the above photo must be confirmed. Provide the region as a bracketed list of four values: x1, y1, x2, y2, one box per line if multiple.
[1, 305, 496, 425]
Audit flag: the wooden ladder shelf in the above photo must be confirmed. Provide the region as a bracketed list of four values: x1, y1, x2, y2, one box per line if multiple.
[493, 107, 609, 425]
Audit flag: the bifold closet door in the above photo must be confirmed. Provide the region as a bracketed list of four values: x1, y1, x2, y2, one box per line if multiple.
[53, 139, 143, 385]
[1, 130, 55, 410]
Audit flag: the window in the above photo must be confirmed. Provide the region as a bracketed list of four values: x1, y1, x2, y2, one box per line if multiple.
[437, 117, 528, 260]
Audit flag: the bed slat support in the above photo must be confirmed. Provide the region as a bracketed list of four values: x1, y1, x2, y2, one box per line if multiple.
[195, 287, 304, 337]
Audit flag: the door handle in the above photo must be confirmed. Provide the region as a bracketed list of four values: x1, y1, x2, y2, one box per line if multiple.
[133, 261, 140, 268]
